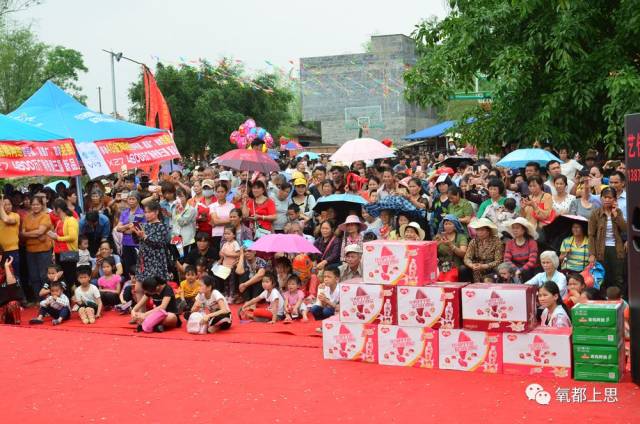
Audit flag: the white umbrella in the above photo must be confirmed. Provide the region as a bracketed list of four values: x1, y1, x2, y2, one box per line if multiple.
[330, 137, 395, 164]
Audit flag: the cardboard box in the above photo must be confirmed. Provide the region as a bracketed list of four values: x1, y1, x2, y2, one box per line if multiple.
[571, 301, 624, 328]
[378, 325, 438, 368]
[322, 317, 378, 363]
[362, 240, 437, 286]
[461, 283, 537, 332]
[397, 283, 468, 329]
[572, 326, 623, 347]
[573, 344, 623, 365]
[438, 329, 503, 373]
[574, 346, 625, 382]
[339, 282, 397, 325]
[502, 327, 572, 378]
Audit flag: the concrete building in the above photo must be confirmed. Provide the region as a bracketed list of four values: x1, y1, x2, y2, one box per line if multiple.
[300, 34, 437, 146]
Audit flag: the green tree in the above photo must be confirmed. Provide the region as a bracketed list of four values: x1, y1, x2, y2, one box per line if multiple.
[128, 60, 294, 158]
[404, 1, 640, 156]
[0, 27, 87, 113]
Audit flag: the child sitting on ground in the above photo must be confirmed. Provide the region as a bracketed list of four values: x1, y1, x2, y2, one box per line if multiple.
[97, 256, 121, 308]
[73, 266, 102, 324]
[283, 275, 307, 322]
[189, 275, 231, 333]
[30, 281, 70, 325]
[240, 272, 285, 324]
[177, 265, 201, 316]
[131, 276, 181, 333]
[77, 235, 92, 268]
[309, 267, 340, 321]
[564, 272, 586, 308]
[39, 263, 67, 299]
[116, 266, 138, 314]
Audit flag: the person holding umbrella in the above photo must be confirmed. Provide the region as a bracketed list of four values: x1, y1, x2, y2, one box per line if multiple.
[242, 180, 276, 238]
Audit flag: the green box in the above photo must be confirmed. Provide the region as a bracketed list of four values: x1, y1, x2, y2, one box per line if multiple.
[572, 326, 623, 347]
[571, 302, 623, 328]
[573, 362, 623, 382]
[573, 344, 622, 365]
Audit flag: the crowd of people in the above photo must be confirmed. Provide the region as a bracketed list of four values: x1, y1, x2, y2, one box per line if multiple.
[0, 145, 631, 334]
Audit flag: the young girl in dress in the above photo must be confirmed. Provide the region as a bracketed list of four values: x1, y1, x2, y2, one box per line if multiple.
[216, 224, 241, 302]
[283, 275, 307, 322]
[538, 281, 572, 328]
[74, 266, 103, 324]
[239, 272, 284, 324]
[98, 256, 121, 308]
[190, 275, 231, 333]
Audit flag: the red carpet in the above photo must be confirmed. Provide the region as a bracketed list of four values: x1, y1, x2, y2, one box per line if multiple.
[1, 309, 638, 422]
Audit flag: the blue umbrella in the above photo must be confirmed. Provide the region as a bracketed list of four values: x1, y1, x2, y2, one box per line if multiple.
[496, 148, 560, 169]
[45, 179, 70, 190]
[313, 193, 368, 222]
[296, 151, 319, 160]
[364, 195, 427, 219]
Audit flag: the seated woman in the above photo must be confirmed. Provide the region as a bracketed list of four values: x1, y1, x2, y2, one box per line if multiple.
[463, 218, 504, 282]
[503, 217, 539, 282]
[525, 251, 568, 297]
[538, 281, 572, 328]
[559, 222, 589, 272]
[435, 215, 469, 282]
[398, 221, 425, 241]
[131, 276, 181, 333]
[388, 212, 411, 240]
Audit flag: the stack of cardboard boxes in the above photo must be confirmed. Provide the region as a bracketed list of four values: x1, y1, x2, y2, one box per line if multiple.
[572, 302, 625, 382]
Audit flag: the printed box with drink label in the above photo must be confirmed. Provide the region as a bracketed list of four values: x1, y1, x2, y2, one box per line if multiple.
[438, 329, 503, 373]
[573, 343, 623, 365]
[572, 326, 623, 347]
[397, 283, 468, 329]
[461, 283, 537, 332]
[362, 240, 438, 286]
[574, 346, 626, 383]
[378, 325, 439, 369]
[571, 301, 624, 328]
[502, 327, 572, 378]
[322, 317, 378, 363]
[339, 282, 397, 325]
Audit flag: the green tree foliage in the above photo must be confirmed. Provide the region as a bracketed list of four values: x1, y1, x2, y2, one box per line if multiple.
[404, 1, 640, 156]
[128, 60, 294, 157]
[0, 27, 87, 113]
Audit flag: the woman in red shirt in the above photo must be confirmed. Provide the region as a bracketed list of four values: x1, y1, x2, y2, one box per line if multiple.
[189, 180, 216, 235]
[242, 180, 276, 235]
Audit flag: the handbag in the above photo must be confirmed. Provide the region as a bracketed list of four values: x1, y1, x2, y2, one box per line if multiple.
[187, 311, 208, 334]
[250, 201, 271, 239]
[59, 251, 79, 263]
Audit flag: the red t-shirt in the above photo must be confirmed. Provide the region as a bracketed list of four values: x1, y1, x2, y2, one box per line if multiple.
[247, 198, 276, 231]
[190, 196, 216, 235]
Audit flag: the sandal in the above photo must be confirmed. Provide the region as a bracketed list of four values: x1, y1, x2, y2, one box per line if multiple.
[29, 318, 44, 325]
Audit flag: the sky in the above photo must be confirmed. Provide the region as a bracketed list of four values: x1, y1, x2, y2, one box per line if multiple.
[15, 0, 448, 118]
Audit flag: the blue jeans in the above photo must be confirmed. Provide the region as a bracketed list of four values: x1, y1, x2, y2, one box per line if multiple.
[39, 306, 70, 321]
[4, 250, 20, 282]
[26, 250, 52, 297]
[309, 305, 335, 320]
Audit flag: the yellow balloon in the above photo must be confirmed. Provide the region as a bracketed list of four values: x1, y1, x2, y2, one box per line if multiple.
[262, 144, 267, 153]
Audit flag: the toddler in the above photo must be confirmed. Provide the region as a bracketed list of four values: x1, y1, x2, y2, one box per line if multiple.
[29, 281, 70, 325]
[39, 263, 67, 299]
[178, 265, 201, 316]
[74, 266, 102, 324]
[116, 266, 139, 314]
[240, 272, 284, 323]
[283, 275, 307, 322]
[77, 235, 92, 268]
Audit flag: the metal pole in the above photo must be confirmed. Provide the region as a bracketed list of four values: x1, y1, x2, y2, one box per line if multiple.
[97, 86, 103, 113]
[109, 53, 117, 117]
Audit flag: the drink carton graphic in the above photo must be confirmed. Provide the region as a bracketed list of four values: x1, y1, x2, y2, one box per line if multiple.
[503, 327, 572, 378]
[378, 325, 439, 368]
[339, 282, 397, 324]
[362, 240, 437, 285]
[397, 283, 467, 329]
[439, 329, 503, 373]
[462, 283, 537, 332]
[322, 317, 378, 363]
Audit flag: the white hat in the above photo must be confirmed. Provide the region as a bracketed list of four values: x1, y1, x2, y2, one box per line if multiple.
[344, 244, 363, 254]
[399, 222, 425, 241]
[468, 218, 498, 237]
[507, 217, 538, 240]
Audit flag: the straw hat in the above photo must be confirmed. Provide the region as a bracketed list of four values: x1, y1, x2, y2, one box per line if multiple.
[507, 217, 538, 240]
[338, 215, 367, 232]
[399, 222, 425, 241]
[468, 218, 498, 237]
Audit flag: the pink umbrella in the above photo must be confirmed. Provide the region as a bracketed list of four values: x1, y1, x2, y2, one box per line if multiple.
[248, 234, 321, 254]
[330, 137, 395, 164]
[213, 149, 279, 173]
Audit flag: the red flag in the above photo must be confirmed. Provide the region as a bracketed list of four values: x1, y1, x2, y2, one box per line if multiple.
[143, 66, 173, 132]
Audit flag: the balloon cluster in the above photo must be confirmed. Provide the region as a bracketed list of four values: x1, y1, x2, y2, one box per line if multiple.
[229, 118, 274, 150]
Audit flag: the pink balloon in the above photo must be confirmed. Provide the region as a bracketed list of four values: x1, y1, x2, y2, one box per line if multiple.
[264, 133, 273, 147]
[230, 130, 240, 143]
[245, 118, 256, 129]
[237, 138, 247, 149]
[246, 132, 257, 142]
[239, 127, 247, 136]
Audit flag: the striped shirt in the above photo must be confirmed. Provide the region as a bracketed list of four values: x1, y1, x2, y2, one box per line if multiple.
[560, 236, 589, 272]
[504, 238, 538, 271]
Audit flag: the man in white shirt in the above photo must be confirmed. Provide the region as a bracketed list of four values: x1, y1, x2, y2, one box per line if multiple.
[545, 160, 574, 195]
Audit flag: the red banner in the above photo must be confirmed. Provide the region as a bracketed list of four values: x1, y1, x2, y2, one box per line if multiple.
[0, 139, 81, 177]
[144, 67, 173, 132]
[94, 132, 180, 172]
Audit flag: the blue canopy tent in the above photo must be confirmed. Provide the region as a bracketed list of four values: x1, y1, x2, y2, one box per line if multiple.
[0, 113, 81, 178]
[9, 81, 179, 179]
[402, 118, 476, 151]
